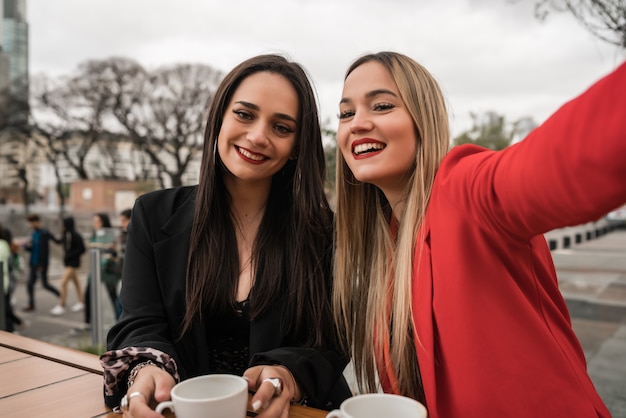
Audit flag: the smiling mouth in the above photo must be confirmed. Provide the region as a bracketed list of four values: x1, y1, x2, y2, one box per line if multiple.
[353, 142, 385, 156]
[237, 146, 267, 162]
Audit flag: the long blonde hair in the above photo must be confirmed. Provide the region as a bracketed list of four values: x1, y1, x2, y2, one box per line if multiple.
[333, 52, 450, 403]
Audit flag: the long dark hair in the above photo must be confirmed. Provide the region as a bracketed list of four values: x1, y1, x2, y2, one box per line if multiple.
[181, 54, 334, 348]
[92, 213, 112, 236]
[62, 216, 76, 246]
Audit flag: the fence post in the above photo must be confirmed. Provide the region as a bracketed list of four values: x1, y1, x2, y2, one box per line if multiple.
[89, 248, 105, 347]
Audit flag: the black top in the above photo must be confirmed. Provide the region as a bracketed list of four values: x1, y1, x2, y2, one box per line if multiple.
[205, 299, 251, 376]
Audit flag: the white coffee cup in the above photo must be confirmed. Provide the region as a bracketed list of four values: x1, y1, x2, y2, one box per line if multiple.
[155, 374, 248, 418]
[326, 394, 427, 418]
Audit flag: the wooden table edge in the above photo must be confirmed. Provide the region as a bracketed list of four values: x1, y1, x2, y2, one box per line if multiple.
[0, 330, 103, 374]
[0, 331, 328, 417]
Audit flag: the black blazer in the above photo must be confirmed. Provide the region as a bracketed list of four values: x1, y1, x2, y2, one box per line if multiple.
[105, 186, 351, 409]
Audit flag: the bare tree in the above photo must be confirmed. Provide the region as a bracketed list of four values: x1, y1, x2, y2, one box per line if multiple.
[527, 0, 626, 48]
[2, 56, 226, 218]
[56, 59, 145, 180]
[30, 73, 107, 181]
[95, 59, 222, 188]
[27, 75, 97, 215]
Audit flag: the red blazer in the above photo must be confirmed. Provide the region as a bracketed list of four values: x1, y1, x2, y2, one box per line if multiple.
[383, 62, 626, 417]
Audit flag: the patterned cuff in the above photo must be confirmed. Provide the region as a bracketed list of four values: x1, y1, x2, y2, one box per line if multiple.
[100, 346, 180, 396]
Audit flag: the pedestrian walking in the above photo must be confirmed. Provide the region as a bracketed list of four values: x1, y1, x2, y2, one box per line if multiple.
[113, 208, 132, 318]
[50, 216, 86, 316]
[22, 214, 60, 312]
[72, 213, 118, 333]
[1, 226, 22, 332]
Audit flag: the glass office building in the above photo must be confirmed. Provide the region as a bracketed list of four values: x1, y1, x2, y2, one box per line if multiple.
[1, 0, 28, 101]
[0, 0, 28, 193]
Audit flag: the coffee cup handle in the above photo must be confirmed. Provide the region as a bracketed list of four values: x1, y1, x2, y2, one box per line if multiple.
[325, 409, 343, 418]
[155, 400, 175, 414]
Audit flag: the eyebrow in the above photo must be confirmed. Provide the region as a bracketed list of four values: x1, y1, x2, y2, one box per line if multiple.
[235, 100, 297, 123]
[339, 88, 398, 104]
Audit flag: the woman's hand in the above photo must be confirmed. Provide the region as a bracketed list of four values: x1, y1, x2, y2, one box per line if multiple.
[244, 365, 302, 418]
[122, 365, 175, 417]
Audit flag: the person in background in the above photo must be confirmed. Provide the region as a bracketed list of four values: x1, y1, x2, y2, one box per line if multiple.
[100, 54, 350, 417]
[118, 209, 131, 260]
[0, 223, 19, 305]
[72, 213, 118, 333]
[0, 222, 13, 249]
[113, 208, 132, 318]
[7, 237, 21, 304]
[333, 51, 624, 417]
[22, 214, 60, 312]
[50, 216, 86, 316]
[1, 226, 22, 332]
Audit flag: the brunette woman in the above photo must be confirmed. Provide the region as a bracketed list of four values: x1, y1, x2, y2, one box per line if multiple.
[101, 54, 350, 418]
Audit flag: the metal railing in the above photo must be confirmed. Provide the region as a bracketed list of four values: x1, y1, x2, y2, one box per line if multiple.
[89, 248, 106, 347]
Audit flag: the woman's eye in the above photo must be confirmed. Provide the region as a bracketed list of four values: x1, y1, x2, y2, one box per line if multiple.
[274, 124, 295, 135]
[233, 109, 253, 120]
[338, 109, 354, 120]
[373, 102, 395, 111]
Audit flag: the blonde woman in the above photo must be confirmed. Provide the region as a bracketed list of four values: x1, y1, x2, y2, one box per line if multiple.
[333, 52, 624, 417]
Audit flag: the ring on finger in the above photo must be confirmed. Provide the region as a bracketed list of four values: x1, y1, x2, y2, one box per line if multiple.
[262, 377, 283, 397]
[120, 391, 146, 412]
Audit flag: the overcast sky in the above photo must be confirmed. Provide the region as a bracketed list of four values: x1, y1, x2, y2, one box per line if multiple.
[27, 0, 624, 136]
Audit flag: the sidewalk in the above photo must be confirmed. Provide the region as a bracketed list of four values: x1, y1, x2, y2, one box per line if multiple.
[6, 246, 117, 351]
[553, 230, 626, 417]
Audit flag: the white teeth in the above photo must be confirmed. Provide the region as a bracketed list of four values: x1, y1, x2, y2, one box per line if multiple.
[238, 147, 264, 161]
[354, 143, 384, 155]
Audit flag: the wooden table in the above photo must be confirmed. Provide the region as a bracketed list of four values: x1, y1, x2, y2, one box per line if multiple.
[0, 331, 327, 417]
